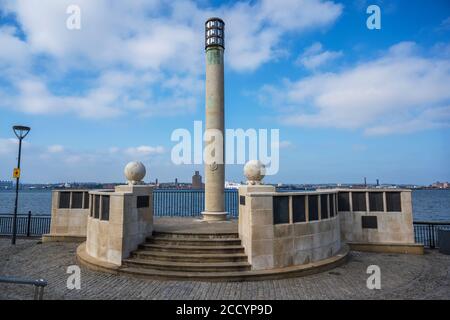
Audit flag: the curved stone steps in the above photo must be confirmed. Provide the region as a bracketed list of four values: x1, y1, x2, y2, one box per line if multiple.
[146, 237, 242, 247]
[131, 250, 248, 263]
[152, 231, 239, 239]
[138, 243, 245, 254]
[123, 231, 250, 274]
[119, 247, 349, 281]
[122, 258, 251, 272]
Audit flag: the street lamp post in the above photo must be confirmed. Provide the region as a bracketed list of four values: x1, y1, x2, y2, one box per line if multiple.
[11, 125, 30, 245]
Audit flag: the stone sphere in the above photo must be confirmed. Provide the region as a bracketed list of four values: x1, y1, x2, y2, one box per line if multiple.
[124, 161, 146, 184]
[244, 160, 265, 184]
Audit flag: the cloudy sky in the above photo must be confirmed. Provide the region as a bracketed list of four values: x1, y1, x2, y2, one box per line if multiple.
[0, 0, 449, 185]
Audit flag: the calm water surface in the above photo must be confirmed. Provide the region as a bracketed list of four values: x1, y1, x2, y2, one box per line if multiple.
[0, 189, 449, 221]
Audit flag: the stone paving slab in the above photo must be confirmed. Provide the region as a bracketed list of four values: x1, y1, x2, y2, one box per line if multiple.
[0, 239, 449, 300]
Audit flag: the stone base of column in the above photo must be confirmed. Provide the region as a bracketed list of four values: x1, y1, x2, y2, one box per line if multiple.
[201, 211, 228, 221]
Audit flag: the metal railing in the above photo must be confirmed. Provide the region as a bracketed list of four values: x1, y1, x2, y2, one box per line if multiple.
[0, 211, 51, 236]
[413, 221, 450, 248]
[0, 277, 47, 300]
[153, 189, 239, 218]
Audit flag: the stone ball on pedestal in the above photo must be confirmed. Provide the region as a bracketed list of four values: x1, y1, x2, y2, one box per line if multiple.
[124, 161, 146, 185]
[244, 160, 265, 185]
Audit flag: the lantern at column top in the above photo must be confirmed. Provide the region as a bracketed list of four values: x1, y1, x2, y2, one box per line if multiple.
[205, 17, 225, 50]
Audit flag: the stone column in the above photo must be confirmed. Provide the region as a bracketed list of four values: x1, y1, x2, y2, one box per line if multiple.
[202, 17, 227, 221]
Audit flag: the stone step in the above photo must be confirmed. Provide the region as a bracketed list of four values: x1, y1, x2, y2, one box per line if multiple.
[120, 266, 254, 281]
[152, 231, 239, 240]
[147, 237, 242, 247]
[120, 245, 349, 281]
[131, 250, 248, 263]
[122, 258, 251, 272]
[139, 243, 245, 254]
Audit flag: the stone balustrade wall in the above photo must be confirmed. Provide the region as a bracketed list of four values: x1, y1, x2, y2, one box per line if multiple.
[44, 190, 90, 241]
[238, 186, 341, 271]
[85, 185, 153, 266]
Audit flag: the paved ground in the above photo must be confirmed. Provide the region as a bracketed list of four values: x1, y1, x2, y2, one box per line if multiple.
[154, 217, 238, 234]
[0, 238, 449, 300]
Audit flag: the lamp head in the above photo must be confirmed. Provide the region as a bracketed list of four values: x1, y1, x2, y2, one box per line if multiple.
[13, 125, 31, 139]
[205, 17, 225, 50]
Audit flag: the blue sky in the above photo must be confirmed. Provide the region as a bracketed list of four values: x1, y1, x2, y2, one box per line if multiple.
[0, 0, 449, 185]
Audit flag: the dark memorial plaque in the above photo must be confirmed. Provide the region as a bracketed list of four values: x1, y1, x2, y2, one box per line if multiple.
[59, 192, 70, 209]
[94, 195, 100, 219]
[386, 192, 402, 212]
[83, 192, 89, 209]
[292, 195, 306, 223]
[352, 192, 367, 211]
[308, 195, 319, 221]
[89, 195, 94, 217]
[320, 195, 329, 219]
[273, 196, 289, 224]
[71, 192, 83, 209]
[338, 192, 350, 212]
[239, 196, 246, 206]
[362, 216, 378, 229]
[137, 196, 150, 208]
[101, 196, 110, 221]
[369, 192, 384, 212]
[330, 194, 335, 217]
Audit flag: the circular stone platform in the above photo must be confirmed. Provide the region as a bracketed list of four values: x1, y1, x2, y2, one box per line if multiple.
[153, 217, 238, 234]
[76, 217, 350, 282]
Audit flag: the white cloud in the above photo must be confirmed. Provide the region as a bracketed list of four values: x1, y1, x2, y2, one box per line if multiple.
[8, 78, 123, 118]
[108, 147, 119, 154]
[259, 0, 342, 31]
[224, 0, 343, 71]
[296, 42, 342, 70]
[364, 105, 450, 135]
[0, 26, 30, 71]
[47, 145, 64, 153]
[125, 145, 165, 157]
[259, 42, 450, 135]
[0, 138, 168, 180]
[0, 0, 343, 119]
[0, 138, 17, 155]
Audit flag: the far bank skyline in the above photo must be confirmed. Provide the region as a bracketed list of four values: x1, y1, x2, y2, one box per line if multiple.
[1, 177, 447, 188]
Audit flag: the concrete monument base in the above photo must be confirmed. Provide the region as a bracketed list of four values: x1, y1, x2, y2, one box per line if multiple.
[201, 211, 228, 221]
[347, 241, 424, 255]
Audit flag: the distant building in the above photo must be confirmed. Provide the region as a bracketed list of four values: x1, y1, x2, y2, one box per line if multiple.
[0, 180, 13, 189]
[192, 171, 203, 189]
[225, 181, 241, 189]
[431, 181, 449, 189]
